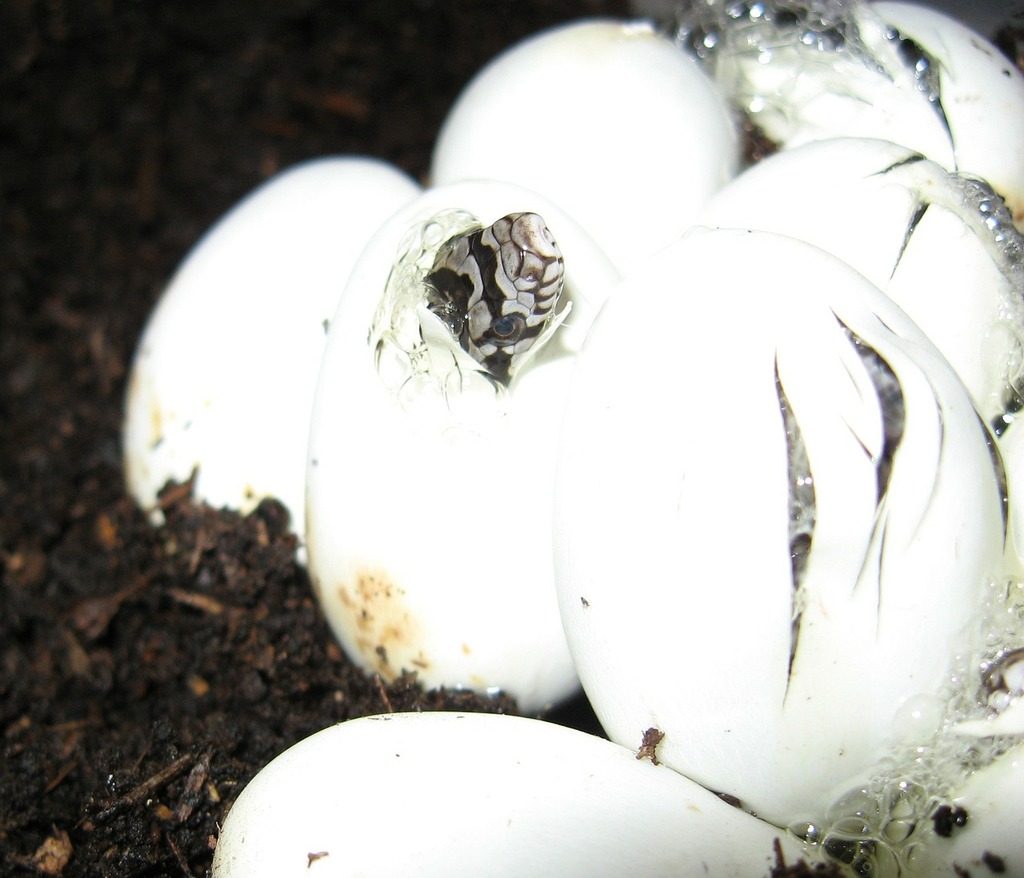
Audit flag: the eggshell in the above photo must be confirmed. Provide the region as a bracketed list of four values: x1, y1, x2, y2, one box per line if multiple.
[123, 157, 418, 535]
[554, 228, 1006, 823]
[679, 3, 948, 161]
[304, 179, 619, 712]
[430, 19, 739, 273]
[872, 1, 1024, 217]
[211, 712, 810, 878]
[697, 136, 1024, 429]
[679, 1, 1024, 216]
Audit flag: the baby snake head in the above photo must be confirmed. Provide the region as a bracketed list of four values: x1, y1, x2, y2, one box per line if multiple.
[426, 212, 565, 384]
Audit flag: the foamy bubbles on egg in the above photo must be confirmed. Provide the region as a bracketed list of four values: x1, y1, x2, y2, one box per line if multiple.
[673, 0, 933, 127]
[790, 576, 1024, 877]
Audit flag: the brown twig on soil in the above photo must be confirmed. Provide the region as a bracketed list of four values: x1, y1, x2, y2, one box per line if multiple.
[168, 587, 228, 616]
[89, 752, 197, 824]
[374, 674, 394, 713]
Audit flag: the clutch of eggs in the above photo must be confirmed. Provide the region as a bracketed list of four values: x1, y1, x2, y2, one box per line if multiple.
[111, 1, 1024, 874]
[122, 16, 745, 711]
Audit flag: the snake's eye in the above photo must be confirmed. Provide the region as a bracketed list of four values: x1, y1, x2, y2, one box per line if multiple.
[491, 314, 526, 341]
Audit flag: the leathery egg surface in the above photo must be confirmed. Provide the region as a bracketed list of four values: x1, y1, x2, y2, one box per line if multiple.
[554, 229, 1006, 826]
[211, 712, 810, 878]
[431, 19, 738, 273]
[123, 157, 418, 535]
[304, 179, 619, 713]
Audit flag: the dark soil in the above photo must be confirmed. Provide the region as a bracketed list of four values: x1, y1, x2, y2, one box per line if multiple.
[0, 3, 624, 875]
[2, 2, 1019, 877]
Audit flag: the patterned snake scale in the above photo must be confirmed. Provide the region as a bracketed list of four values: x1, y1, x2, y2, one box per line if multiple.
[424, 212, 565, 384]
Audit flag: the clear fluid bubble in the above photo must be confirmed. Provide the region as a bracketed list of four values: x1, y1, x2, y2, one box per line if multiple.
[809, 780, 935, 877]
[892, 695, 945, 742]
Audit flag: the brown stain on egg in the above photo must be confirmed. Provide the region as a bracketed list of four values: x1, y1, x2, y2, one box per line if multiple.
[336, 569, 429, 680]
[148, 396, 164, 449]
[125, 363, 165, 451]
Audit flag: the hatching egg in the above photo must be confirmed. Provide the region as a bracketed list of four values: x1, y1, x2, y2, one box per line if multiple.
[304, 179, 619, 713]
[554, 228, 1006, 824]
[431, 19, 739, 272]
[123, 157, 418, 535]
[872, 1, 1024, 217]
[674, 0, 1024, 217]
